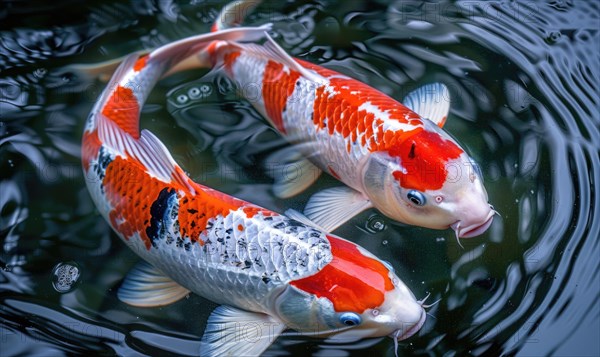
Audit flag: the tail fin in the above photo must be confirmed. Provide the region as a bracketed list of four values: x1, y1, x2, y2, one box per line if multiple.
[212, 0, 263, 32]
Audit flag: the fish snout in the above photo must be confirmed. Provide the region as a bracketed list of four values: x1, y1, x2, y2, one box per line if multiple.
[451, 204, 496, 238]
[389, 308, 426, 341]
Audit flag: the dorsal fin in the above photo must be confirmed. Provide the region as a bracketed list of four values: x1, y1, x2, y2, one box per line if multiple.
[402, 83, 450, 128]
[233, 33, 326, 84]
[97, 113, 194, 191]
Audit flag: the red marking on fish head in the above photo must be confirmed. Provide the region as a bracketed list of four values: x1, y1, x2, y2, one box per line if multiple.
[101, 85, 140, 139]
[290, 236, 394, 313]
[390, 129, 463, 192]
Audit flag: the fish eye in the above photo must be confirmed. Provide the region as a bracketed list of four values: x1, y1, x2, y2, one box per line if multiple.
[407, 190, 426, 206]
[176, 94, 188, 104]
[339, 312, 362, 326]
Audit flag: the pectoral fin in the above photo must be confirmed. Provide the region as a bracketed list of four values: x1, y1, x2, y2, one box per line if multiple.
[266, 146, 322, 198]
[284, 208, 328, 231]
[304, 187, 373, 232]
[402, 83, 450, 128]
[200, 305, 286, 357]
[118, 261, 190, 307]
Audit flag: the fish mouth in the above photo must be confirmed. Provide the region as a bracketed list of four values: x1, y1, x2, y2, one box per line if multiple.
[451, 211, 495, 238]
[391, 308, 426, 341]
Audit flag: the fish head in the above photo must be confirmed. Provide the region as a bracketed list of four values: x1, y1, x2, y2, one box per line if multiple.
[362, 119, 494, 238]
[273, 236, 424, 341]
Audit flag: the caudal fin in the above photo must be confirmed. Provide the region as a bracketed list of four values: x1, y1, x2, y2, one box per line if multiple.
[212, 0, 263, 32]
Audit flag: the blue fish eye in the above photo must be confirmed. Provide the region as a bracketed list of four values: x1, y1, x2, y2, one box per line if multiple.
[339, 312, 362, 326]
[407, 190, 426, 206]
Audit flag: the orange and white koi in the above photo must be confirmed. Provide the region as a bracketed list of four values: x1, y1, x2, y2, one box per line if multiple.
[200, 0, 496, 238]
[81, 25, 426, 356]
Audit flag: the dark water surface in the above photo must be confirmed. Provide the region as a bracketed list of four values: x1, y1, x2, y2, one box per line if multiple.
[1, 1, 599, 356]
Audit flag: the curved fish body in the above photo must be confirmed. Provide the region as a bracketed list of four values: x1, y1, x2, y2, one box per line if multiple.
[203, 1, 495, 238]
[82, 26, 425, 356]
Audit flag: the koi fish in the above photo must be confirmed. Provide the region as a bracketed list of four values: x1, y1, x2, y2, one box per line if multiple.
[201, 0, 496, 238]
[81, 26, 426, 356]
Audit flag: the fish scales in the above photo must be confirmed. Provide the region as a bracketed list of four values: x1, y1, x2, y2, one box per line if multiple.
[81, 21, 426, 356]
[209, 27, 494, 237]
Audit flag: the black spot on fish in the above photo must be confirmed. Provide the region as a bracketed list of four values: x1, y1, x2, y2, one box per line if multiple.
[93, 147, 113, 191]
[225, 228, 233, 234]
[146, 188, 177, 248]
[273, 222, 286, 229]
[262, 276, 271, 284]
[188, 208, 198, 214]
[184, 242, 191, 251]
[242, 260, 252, 270]
[409, 142, 416, 159]
[176, 237, 184, 248]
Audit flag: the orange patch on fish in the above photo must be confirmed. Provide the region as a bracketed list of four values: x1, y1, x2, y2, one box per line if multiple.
[299, 59, 421, 155]
[262, 60, 301, 134]
[81, 130, 101, 172]
[133, 54, 148, 72]
[102, 155, 251, 248]
[177, 187, 246, 243]
[243, 206, 275, 219]
[102, 85, 140, 139]
[223, 51, 241, 76]
[102, 156, 167, 249]
[290, 236, 394, 313]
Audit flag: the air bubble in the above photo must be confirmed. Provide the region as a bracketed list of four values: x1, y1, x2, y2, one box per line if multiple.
[200, 84, 211, 93]
[365, 214, 387, 233]
[51, 262, 81, 293]
[188, 87, 201, 99]
[177, 94, 189, 104]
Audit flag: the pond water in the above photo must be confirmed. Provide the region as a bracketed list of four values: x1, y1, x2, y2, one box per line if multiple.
[1, 0, 599, 356]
